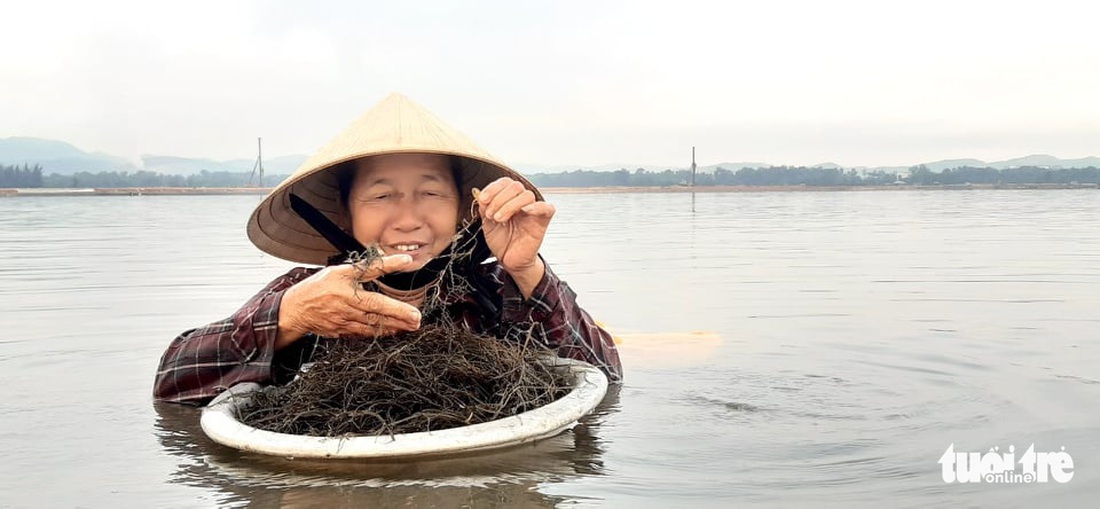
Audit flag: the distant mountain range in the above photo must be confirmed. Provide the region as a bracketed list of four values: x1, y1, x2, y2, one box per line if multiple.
[0, 137, 138, 174]
[916, 155, 1100, 171]
[141, 154, 307, 176]
[0, 137, 307, 176]
[2, 136, 1097, 175]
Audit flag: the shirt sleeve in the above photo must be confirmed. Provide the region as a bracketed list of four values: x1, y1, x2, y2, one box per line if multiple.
[499, 260, 623, 383]
[152, 267, 318, 405]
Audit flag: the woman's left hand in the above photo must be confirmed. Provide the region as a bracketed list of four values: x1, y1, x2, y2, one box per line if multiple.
[475, 177, 554, 296]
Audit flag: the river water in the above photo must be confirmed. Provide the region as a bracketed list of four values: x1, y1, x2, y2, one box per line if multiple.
[1, 189, 1098, 507]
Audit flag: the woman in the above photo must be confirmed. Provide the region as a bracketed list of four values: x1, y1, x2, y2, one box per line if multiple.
[154, 94, 622, 405]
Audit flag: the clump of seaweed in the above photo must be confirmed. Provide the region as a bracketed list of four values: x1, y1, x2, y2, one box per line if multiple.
[237, 325, 572, 437]
[237, 188, 570, 437]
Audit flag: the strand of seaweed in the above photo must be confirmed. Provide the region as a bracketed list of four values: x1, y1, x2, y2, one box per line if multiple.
[238, 325, 570, 436]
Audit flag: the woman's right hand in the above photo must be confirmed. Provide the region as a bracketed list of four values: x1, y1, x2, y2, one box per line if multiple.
[275, 254, 423, 350]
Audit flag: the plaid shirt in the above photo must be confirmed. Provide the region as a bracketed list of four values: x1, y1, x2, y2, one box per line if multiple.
[153, 261, 622, 405]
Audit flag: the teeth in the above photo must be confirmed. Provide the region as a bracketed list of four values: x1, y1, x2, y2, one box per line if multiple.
[394, 244, 421, 252]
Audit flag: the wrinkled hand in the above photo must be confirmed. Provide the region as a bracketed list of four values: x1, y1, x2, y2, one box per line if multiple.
[275, 254, 422, 350]
[475, 177, 554, 297]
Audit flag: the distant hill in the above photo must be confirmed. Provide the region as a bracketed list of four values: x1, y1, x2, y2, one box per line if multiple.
[921, 159, 987, 171]
[0, 137, 84, 159]
[513, 162, 660, 174]
[990, 154, 1100, 169]
[0, 136, 308, 175]
[263, 154, 310, 174]
[142, 154, 307, 176]
[141, 155, 253, 174]
[701, 162, 773, 172]
[515, 161, 776, 175]
[0, 137, 137, 173]
[910, 155, 1100, 171]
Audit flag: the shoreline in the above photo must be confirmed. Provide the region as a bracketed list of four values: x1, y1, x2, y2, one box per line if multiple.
[1, 183, 1096, 197]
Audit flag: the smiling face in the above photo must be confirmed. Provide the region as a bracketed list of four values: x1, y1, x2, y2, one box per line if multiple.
[346, 153, 460, 270]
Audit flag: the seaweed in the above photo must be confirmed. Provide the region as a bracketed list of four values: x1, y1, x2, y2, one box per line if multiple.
[238, 326, 570, 437]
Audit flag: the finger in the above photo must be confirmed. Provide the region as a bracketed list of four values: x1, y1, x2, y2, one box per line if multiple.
[354, 311, 420, 330]
[484, 180, 526, 220]
[476, 177, 515, 208]
[334, 323, 404, 342]
[347, 313, 420, 333]
[344, 291, 422, 327]
[331, 254, 415, 282]
[520, 201, 556, 218]
[491, 189, 537, 223]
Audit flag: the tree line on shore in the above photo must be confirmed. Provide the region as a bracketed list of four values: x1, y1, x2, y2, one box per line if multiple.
[2, 164, 1099, 189]
[526, 165, 1100, 187]
[0, 166, 289, 188]
[0, 164, 44, 187]
[903, 165, 1100, 185]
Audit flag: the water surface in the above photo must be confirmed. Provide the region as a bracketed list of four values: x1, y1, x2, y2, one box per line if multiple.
[1, 190, 1098, 507]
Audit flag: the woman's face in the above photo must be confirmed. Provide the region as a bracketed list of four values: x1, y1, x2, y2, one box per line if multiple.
[347, 153, 459, 270]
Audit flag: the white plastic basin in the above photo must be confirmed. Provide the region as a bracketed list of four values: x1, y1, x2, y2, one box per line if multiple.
[200, 357, 609, 459]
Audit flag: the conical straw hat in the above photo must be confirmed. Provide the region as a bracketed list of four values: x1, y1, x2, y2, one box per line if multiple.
[247, 93, 542, 265]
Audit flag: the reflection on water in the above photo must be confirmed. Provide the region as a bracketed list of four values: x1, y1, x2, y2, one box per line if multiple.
[2, 191, 1099, 507]
[152, 387, 620, 507]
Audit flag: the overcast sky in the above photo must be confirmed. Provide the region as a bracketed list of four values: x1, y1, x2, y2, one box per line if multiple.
[2, 0, 1097, 168]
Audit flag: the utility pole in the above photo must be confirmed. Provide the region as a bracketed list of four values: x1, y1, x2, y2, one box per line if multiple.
[691, 146, 697, 213]
[691, 146, 697, 187]
[249, 137, 265, 187]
